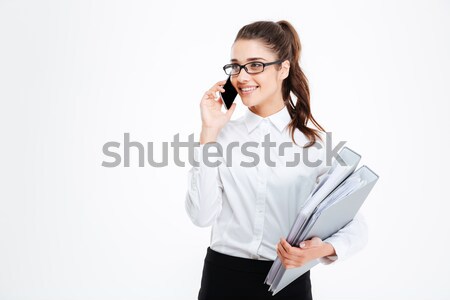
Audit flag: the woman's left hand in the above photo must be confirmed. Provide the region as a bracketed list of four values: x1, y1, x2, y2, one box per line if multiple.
[276, 237, 336, 269]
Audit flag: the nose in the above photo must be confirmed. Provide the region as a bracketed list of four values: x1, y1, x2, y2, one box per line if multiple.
[236, 68, 251, 83]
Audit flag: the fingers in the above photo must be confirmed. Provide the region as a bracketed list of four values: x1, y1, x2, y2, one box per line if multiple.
[277, 237, 324, 269]
[202, 80, 227, 103]
[216, 79, 227, 88]
[276, 247, 299, 269]
[277, 241, 303, 269]
[281, 239, 298, 255]
[279, 239, 291, 254]
[209, 80, 226, 94]
[225, 102, 236, 117]
[201, 91, 219, 107]
[299, 237, 323, 249]
[278, 239, 302, 260]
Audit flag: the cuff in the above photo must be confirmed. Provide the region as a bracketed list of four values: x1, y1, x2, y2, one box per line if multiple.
[318, 238, 345, 265]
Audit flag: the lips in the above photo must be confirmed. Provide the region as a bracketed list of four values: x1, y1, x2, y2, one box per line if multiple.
[239, 86, 259, 94]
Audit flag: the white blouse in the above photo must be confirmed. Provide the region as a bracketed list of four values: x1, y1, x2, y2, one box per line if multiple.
[185, 105, 368, 264]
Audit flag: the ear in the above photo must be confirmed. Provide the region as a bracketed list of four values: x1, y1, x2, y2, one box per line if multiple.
[279, 60, 290, 80]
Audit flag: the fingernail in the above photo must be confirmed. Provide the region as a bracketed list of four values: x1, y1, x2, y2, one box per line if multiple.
[300, 242, 306, 248]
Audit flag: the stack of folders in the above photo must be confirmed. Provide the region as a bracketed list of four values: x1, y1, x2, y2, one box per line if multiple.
[264, 146, 379, 295]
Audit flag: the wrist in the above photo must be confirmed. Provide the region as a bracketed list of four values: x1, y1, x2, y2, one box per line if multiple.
[200, 127, 221, 145]
[320, 242, 336, 258]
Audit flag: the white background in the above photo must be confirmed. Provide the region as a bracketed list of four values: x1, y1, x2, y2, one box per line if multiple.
[1, 0, 449, 299]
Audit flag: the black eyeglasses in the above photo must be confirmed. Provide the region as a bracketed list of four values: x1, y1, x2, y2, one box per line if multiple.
[223, 59, 285, 76]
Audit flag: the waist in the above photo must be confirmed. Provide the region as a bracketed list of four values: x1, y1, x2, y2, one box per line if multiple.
[205, 247, 277, 274]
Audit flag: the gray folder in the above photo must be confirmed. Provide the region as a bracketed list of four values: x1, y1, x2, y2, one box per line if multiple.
[265, 148, 379, 295]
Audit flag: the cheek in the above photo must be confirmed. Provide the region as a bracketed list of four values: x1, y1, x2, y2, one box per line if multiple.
[259, 79, 277, 93]
[258, 74, 278, 90]
[231, 80, 238, 90]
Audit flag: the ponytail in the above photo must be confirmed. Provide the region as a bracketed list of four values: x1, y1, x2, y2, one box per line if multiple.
[276, 20, 325, 147]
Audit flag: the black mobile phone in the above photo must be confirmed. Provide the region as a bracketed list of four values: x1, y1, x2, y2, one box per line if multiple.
[220, 76, 238, 110]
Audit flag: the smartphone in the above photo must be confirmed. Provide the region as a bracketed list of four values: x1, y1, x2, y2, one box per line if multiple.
[220, 76, 238, 110]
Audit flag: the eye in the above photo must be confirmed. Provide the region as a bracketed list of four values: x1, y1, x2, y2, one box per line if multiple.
[248, 62, 263, 70]
[250, 62, 262, 67]
[231, 64, 241, 71]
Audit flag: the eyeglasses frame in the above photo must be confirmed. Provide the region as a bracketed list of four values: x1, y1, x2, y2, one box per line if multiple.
[222, 59, 287, 76]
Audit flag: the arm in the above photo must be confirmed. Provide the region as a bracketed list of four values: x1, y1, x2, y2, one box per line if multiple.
[276, 212, 368, 268]
[186, 80, 236, 227]
[185, 129, 224, 227]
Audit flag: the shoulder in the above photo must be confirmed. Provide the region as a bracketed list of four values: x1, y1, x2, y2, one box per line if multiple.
[289, 127, 328, 149]
[290, 129, 331, 175]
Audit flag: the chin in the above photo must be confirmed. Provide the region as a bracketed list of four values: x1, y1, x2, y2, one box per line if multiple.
[240, 96, 260, 107]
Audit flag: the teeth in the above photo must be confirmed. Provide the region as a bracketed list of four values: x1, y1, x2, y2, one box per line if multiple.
[241, 87, 257, 92]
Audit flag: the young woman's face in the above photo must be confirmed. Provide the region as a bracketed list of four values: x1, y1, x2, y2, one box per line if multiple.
[230, 39, 289, 109]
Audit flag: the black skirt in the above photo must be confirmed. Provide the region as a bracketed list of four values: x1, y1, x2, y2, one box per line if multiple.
[198, 247, 313, 300]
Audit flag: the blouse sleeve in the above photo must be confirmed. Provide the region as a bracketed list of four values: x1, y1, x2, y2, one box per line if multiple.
[185, 143, 224, 227]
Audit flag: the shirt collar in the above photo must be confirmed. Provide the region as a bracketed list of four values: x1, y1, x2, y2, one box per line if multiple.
[244, 105, 292, 134]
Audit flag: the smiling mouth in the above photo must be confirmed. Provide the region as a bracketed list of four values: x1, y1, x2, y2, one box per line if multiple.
[239, 86, 259, 94]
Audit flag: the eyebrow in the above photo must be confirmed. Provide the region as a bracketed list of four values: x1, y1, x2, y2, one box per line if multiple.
[230, 57, 267, 63]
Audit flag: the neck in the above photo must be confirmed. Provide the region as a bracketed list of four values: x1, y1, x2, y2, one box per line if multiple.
[249, 97, 285, 118]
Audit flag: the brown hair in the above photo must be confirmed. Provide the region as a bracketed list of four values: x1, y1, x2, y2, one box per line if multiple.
[234, 20, 325, 147]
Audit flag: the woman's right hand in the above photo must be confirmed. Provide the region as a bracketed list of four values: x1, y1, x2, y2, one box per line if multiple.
[199, 80, 237, 144]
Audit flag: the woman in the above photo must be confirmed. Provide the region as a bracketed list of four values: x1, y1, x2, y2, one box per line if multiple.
[185, 20, 368, 299]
